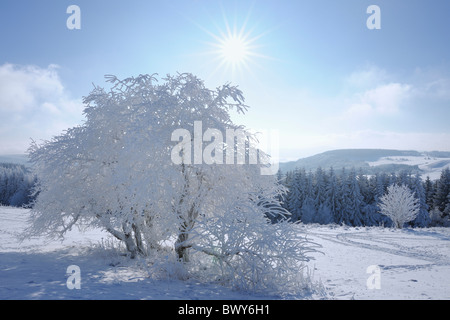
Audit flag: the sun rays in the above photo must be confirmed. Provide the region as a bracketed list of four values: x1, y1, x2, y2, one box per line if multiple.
[192, 7, 271, 81]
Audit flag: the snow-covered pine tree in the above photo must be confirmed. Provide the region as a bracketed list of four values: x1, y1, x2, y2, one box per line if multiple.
[0, 170, 8, 205]
[313, 167, 327, 211]
[284, 169, 305, 222]
[358, 169, 377, 226]
[424, 176, 435, 211]
[315, 202, 333, 225]
[444, 193, 450, 226]
[433, 168, 450, 218]
[300, 170, 316, 223]
[410, 174, 430, 227]
[397, 169, 412, 187]
[333, 167, 348, 225]
[311, 168, 331, 224]
[446, 192, 450, 215]
[388, 171, 398, 186]
[325, 167, 340, 224]
[357, 170, 371, 204]
[281, 170, 293, 211]
[300, 196, 316, 224]
[340, 168, 365, 226]
[374, 172, 388, 202]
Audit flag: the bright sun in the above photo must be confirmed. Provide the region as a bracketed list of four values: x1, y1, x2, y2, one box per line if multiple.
[194, 8, 273, 80]
[219, 34, 250, 66]
[203, 16, 267, 79]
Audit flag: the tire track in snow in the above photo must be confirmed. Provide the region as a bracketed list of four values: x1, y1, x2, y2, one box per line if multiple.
[307, 228, 450, 268]
[335, 231, 450, 268]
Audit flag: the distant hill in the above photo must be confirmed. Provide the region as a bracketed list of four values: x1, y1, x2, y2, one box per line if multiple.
[0, 154, 29, 166]
[2, 150, 450, 180]
[279, 149, 450, 180]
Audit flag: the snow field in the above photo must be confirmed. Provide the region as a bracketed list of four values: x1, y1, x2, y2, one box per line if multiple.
[1, 207, 449, 300]
[0, 207, 277, 300]
[305, 225, 450, 299]
[368, 155, 450, 181]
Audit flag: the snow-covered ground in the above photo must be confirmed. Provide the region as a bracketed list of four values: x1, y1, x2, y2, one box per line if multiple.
[304, 224, 450, 299]
[1, 207, 449, 300]
[368, 155, 450, 180]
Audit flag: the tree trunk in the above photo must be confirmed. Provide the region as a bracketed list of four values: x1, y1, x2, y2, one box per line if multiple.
[122, 222, 139, 259]
[124, 231, 138, 259]
[132, 223, 145, 256]
[175, 231, 190, 262]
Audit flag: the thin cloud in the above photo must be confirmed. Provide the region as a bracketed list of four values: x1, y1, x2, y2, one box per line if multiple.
[0, 63, 84, 154]
[346, 83, 412, 118]
[344, 65, 390, 90]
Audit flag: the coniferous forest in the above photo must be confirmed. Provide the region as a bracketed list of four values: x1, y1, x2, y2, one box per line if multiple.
[1, 159, 449, 228]
[0, 163, 36, 207]
[278, 167, 450, 227]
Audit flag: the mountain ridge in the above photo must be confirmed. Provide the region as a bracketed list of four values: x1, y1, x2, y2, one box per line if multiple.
[1, 149, 450, 180]
[0, 154, 29, 166]
[279, 148, 450, 180]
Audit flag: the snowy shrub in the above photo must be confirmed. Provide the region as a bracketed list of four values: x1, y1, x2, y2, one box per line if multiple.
[25, 73, 320, 295]
[378, 184, 420, 228]
[186, 195, 320, 294]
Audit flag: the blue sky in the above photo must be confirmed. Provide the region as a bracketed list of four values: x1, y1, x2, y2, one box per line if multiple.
[0, 0, 449, 160]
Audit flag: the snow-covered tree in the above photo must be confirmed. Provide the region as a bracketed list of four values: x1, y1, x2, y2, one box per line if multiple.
[315, 203, 333, 224]
[283, 169, 303, 222]
[445, 192, 450, 221]
[300, 170, 316, 223]
[396, 170, 412, 187]
[309, 167, 332, 225]
[0, 163, 35, 207]
[424, 176, 435, 210]
[340, 168, 365, 226]
[26, 73, 319, 294]
[313, 167, 327, 209]
[433, 168, 450, 217]
[325, 167, 340, 223]
[300, 196, 316, 224]
[410, 174, 430, 227]
[379, 184, 420, 228]
[188, 196, 319, 293]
